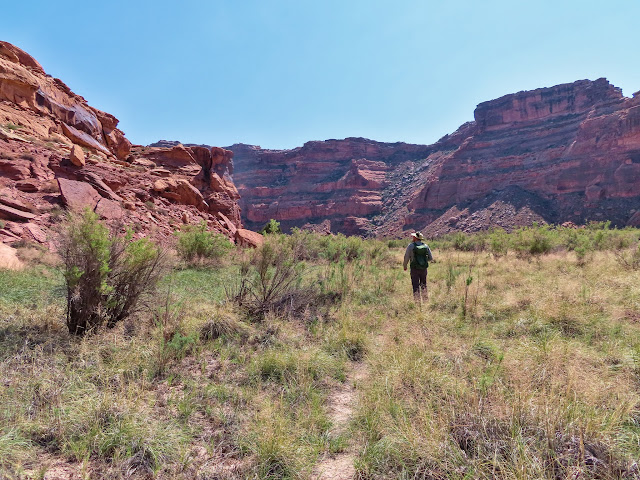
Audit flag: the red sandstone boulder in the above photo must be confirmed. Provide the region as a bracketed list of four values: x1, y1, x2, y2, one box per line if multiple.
[141, 144, 196, 170]
[57, 178, 102, 212]
[95, 198, 123, 220]
[152, 178, 208, 210]
[0, 203, 37, 221]
[0, 243, 23, 270]
[69, 144, 85, 167]
[234, 228, 264, 248]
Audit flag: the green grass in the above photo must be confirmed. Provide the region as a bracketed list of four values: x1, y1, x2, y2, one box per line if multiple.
[0, 266, 63, 305]
[1, 227, 639, 478]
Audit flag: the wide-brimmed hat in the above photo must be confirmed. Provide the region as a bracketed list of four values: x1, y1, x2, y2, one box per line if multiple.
[411, 231, 424, 240]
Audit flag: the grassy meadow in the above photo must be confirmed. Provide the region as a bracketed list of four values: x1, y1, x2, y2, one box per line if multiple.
[1, 224, 639, 479]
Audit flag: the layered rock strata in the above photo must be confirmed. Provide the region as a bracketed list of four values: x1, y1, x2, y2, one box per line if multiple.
[229, 139, 433, 234]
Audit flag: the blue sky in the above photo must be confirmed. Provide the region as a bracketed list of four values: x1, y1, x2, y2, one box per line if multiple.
[2, 1, 639, 149]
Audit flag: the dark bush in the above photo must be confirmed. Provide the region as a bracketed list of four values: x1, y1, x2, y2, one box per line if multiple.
[227, 239, 338, 321]
[61, 210, 166, 335]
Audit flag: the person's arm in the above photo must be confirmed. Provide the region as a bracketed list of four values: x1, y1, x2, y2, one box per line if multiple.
[403, 244, 413, 270]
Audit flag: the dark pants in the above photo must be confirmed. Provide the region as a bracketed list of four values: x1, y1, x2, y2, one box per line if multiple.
[410, 268, 428, 296]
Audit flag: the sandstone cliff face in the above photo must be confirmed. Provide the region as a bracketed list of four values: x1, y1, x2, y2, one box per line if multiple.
[0, 42, 243, 248]
[230, 78, 640, 236]
[402, 78, 640, 235]
[229, 139, 433, 234]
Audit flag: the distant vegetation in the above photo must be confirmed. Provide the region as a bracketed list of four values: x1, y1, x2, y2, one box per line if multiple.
[1, 220, 639, 478]
[175, 220, 233, 265]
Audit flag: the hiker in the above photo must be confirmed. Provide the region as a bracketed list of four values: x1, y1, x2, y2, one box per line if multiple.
[403, 231, 433, 299]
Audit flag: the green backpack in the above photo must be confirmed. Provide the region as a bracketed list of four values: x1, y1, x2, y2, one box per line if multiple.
[412, 243, 429, 269]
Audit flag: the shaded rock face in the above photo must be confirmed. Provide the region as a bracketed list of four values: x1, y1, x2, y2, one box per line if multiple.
[0, 41, 245, 248]
[230, 78, 640, 236]
[137, 144, 241, 226]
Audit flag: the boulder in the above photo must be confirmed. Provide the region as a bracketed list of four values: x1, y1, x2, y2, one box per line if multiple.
[0, 203, 37, 221]
[57, 178, 101, 212]
[0, 243, 23, 270]
[132, 158, 157, 169]
[24, 223, 47, 243]
[61, 123, 111, 156]
[14, 179, 39, 192]
[69, 144, 85, 167]
[95, 198, 123, 220]
[234, 228, 264, 248]
[152, 177, 207, 210]
[78, 171, 122, 202]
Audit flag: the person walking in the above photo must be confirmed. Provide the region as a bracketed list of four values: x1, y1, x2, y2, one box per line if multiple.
[403, 232, 433, 300]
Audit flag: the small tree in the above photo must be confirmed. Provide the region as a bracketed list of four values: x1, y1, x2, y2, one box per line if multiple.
[61, 210, 166, 335]
[260, 219, 282, 235]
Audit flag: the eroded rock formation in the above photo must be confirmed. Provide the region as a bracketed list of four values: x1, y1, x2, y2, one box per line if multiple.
[0, 41, 244, 248]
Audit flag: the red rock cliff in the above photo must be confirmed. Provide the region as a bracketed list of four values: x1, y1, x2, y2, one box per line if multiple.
[230, 78, 640, 236]
[403, 78, 640, 235]
[0, 41, 244, 248]
[229, 138, 433, 234]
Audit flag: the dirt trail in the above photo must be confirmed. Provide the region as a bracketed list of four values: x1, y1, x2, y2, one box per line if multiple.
[311, 363, 368, 480]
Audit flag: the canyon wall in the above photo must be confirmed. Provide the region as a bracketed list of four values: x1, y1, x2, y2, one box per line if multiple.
[229, 78, 640, 236]
[229, 139, 433, 234]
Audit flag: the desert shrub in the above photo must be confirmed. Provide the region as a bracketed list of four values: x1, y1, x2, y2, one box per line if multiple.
[61, 210, 166, 335]
[260, 218, 282, 234]
[386, 238, 407, 249]
[512, 225, 554, 257]
[19, 153, 35, 161]
[614, 242, 640, 270]
[319, 234, 367, 262]
[175, 221, 232, 264]
[282, 228, 323, 261]
[228, 239, 337, 321]
[228, 240, 305, 320]
[280, 229, 368, 263]
[442, 231, 486, 252]
[200, 312, 249, 341]
[488, 228, 509, 257]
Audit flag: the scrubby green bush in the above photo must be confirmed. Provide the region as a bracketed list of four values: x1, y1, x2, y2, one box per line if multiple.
[260, 218, 282, 234]
[61, 210, 166, 335]
[175, 221, 232, 263]
[488, 228, 509, 257]
[512, 225, 554, 257]
[228, 239, 307, 320]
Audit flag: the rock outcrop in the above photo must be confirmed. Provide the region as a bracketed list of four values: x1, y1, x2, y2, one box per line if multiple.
[228, 78, 640, 236]
[0, 41, 245, 249]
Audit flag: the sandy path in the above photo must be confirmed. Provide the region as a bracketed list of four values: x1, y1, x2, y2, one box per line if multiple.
[311, 363, 368, 480]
